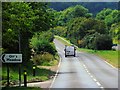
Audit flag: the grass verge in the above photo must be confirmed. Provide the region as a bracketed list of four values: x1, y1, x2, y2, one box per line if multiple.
[55, 36, 71, 45]
[1, 64, 56, 86]
[2, 87, 41, 90]
[55, 36, 119, 68]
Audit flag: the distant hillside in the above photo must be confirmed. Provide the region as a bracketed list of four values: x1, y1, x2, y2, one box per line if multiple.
[49, 2, 118, 16]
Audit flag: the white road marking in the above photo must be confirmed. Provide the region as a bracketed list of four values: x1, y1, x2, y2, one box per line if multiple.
[100, 86, 104, 88]
[78, 59, 104, 89]
[49, 55, 62, 89]
[88, 73, 91, 75]
[93, 78, 97, 82]
[86, 70, 89, 73]
[90, 75, 93, 78]
[96, 82, 101, 86]
[104, 60, 116, 69]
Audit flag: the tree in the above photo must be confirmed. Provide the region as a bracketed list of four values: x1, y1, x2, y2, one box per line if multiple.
[2, 2, 54, 64]
[30, 2, 55, 32]
[66, 17, 107, 45]
[96, 8, 120, 28]
[110, 23, 120, 44]
[50, 26, 67, 37]
[96, 8, 113, 20]
[81, 33, 112, 50]
[50, 2, 118, 16]
[54, 5, 92, 26]
[94, 34, 112, 50]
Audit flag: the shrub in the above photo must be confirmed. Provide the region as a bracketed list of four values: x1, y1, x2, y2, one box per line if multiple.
[33, 52, 54, 65]
[36, 39, 56, 55]
[30, 31, 56, 55]
[95, 34, 112, 50]
[81, 33, 112, 50]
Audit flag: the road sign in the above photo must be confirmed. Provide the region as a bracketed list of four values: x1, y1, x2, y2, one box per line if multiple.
[1, 54, 22, 63]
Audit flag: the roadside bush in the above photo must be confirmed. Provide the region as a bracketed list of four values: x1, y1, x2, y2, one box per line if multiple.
[81, 33, 112, 50]
[33, 52, 54, 65]
[30, 31, 56, 55]
[33, 39, 56, 55]
[95, 34, 112, 50]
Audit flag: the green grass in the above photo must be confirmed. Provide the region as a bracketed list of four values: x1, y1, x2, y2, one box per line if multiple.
[55, 35, 71, 45]
[78, 48, 119, 68]
[93, 50, 118, 67]
[1, 65, 55, 86]
[55, 36, 119, 68]
[2, 87, 41, 90]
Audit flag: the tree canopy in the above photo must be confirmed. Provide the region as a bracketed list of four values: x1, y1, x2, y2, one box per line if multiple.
[2, 2, 54, 64]
[54, 5, 92, 26]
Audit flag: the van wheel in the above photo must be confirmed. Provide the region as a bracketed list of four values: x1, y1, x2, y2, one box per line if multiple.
[74, 54, 75, 57]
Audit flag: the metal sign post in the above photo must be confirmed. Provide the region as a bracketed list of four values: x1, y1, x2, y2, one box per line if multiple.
[19, 64, 21, 87]
[7, 64, 9, 87]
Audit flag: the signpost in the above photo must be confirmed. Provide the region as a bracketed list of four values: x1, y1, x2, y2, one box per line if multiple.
[1, 54, 22, 63]
[1, 54, 22, 86]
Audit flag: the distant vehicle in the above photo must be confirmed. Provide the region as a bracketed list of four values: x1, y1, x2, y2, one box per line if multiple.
[64, 45, 76, 57]
[112, 44, 120, 50]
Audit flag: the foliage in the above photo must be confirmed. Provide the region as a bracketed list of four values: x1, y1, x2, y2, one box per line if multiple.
[49, 2, 118, 16]
[2, 2, 54, 64]
[32, 52, 54, 65]
[30, 31, 56, 55]
[66, 17, 107, 46]
[96, 8, 120, 27]
[36, 40, 56, 55]
[110, 23, 120, 44]
[54, 5, 92, 26]
[2, 2, 34, 53]
[30, 2, 55, 32]
[81, 33, 112, 50]
[50, 26, 67, 37]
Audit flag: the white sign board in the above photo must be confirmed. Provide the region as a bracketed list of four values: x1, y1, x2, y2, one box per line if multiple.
[1, 54, 22, 63]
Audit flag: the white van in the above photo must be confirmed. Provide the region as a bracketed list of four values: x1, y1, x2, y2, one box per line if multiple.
[64, 45, 76, 57]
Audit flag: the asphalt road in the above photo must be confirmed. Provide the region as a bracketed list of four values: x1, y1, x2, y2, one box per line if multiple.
[50, 39, 119, 89]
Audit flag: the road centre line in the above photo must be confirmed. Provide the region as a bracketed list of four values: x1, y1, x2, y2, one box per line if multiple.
[77, 57, 104, 89]
[93, 78, 97, 82]
[96, 82, 101, 86]
[90, 75, 93, 78]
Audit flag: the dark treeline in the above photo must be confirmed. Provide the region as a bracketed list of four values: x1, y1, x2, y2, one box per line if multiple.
[49, 2, 118, 16]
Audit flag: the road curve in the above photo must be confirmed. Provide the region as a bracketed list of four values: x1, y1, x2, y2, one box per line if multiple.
[50, 39, 119, 89]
